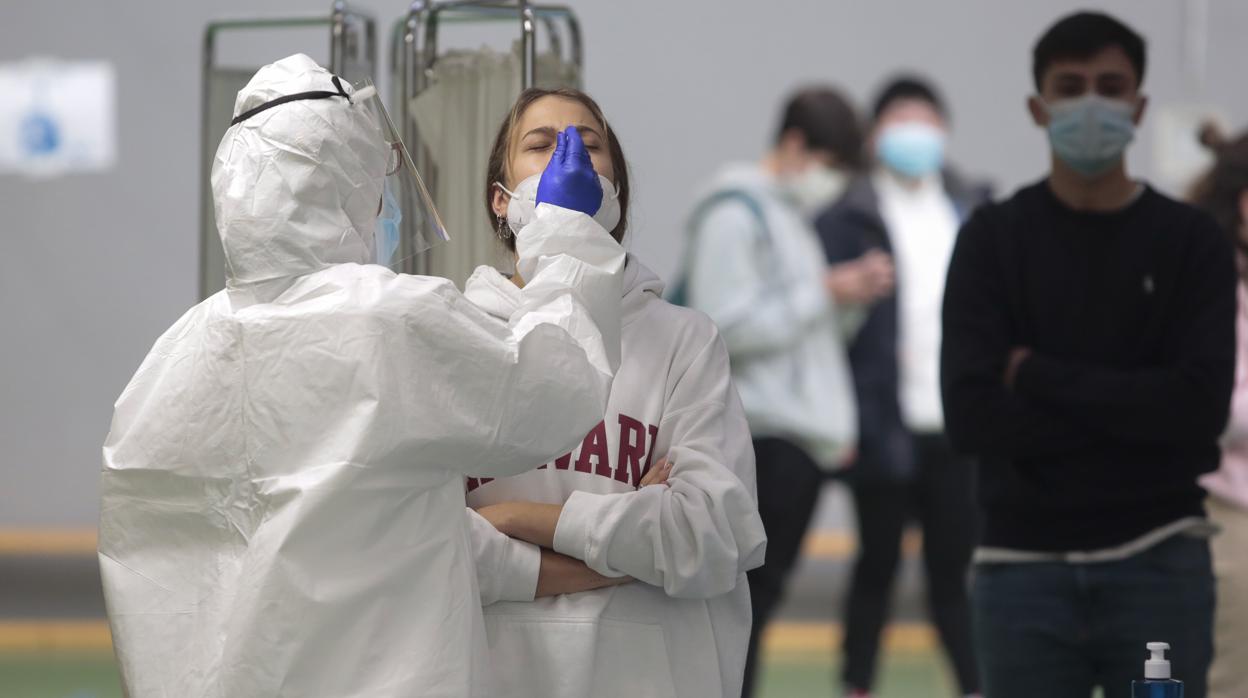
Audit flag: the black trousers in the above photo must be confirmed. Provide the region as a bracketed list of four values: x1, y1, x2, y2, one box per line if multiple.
[842, 432, 979, 694]
[741, 437, 826, 698]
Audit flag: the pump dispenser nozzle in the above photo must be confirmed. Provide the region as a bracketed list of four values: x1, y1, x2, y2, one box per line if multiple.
[1145, 642, 1171, 680]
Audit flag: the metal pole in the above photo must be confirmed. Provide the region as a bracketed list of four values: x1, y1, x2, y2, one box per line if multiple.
[421, 3, 440, 89]
[540, 15, 563, 66]
[563, 9, 583, 76]
[199, 26, 217, 300]
[519, 0, 536, 88]
[330, 1, 347, 73]
[406, 1, 435, 275]
[365, 13, 377, 76]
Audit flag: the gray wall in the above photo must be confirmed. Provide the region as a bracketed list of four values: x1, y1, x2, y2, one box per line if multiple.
[3, 0, 1246, 526]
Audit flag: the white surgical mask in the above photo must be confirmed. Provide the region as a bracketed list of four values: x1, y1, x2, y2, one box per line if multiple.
[497, 173, 621, 237]
[1044, 94, 1137, 177]
[781, 164, 847, 217]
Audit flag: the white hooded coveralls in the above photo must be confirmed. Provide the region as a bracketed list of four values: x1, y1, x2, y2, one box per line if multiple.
[97, 54, 624, 698]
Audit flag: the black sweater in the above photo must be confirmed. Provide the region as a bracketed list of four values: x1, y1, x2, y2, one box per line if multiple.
[940, 180, 1236, 551]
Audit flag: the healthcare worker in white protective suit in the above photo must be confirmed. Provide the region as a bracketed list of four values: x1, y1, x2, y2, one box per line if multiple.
[97, 53, 625, 698]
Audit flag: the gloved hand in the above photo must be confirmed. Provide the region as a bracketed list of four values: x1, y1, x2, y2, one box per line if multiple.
[535, 126, 603, 216]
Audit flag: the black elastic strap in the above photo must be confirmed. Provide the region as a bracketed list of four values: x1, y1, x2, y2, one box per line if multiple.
[231, 75, 350, 126]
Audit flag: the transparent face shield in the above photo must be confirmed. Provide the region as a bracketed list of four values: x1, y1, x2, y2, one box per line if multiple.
[349, 78, 449, 270]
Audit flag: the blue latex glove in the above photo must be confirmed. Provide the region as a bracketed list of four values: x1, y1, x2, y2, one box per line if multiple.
[535, 126, 603, 216]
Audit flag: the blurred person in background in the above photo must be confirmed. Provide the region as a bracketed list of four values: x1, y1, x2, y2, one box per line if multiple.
[816, 75, 988, 698]
[1189, 126, 1248, 698]
[941, 13, 1234, 698]
[675, 86, 894, 696]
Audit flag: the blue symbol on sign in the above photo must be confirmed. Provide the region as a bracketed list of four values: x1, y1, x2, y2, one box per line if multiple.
[20, 109, 60, 156]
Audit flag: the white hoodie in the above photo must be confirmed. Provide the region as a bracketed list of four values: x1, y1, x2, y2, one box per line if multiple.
[463, 256, 768, 698]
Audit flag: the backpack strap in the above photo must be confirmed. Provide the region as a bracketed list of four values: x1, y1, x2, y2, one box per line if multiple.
[667, 190, 770, 307]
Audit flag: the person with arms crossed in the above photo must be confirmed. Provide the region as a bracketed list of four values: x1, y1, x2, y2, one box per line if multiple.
[941, 13, 1234, 698]
[464, 87, 767, 698]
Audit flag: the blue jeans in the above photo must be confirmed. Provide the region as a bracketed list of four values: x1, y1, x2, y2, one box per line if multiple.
[973, 534, 1214, 698]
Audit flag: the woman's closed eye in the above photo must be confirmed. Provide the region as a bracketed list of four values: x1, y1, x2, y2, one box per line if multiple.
[526, 140, 600, 153]
[521, 125, 602, 153]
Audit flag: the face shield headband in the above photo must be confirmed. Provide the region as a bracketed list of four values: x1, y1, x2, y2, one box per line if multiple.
[231, 75, 352, 126]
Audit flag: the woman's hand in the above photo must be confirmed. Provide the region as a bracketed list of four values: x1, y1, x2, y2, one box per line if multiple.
[638, 457, 674, 487]
[536, 549, 633, 598]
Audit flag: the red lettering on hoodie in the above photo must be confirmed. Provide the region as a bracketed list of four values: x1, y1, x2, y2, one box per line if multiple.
[616, 415, 647, 485]
[575, 421, 611, 477]
[465, 476, 494, 492]
[467, 415, 659, 492]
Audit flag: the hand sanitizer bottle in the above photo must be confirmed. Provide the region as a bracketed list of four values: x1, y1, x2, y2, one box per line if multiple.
[1132, 642, 1183, 697]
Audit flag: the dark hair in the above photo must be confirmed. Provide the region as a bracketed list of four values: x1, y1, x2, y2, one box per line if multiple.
[775, 86, 863, 170]
[1032, 11, 1146, 91]
[872, 75, 946, 123]
[484, 88, 630, 251]
[1190, 128, 1248, 255]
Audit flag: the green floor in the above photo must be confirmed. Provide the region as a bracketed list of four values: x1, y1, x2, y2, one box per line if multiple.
[0, 649, 952, 698]
[3, 649, 1126, 698]
[0, 653, 123, 698]
[758, 649, 951, 698]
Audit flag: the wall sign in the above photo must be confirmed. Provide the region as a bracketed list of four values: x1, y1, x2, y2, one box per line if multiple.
[0, 58, 117, 178]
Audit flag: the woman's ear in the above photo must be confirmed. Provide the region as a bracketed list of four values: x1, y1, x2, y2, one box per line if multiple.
[491, 182, 510, 220]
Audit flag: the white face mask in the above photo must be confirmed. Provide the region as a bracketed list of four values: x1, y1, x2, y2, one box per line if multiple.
[497, 173, 621, 237]
[780, 164, 847, 217]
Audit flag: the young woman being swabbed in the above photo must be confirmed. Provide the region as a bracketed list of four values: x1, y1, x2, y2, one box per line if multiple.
[463, 89, 768, 698]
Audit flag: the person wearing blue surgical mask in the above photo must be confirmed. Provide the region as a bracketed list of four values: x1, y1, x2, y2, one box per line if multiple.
[815, 75, 989, 698]
[942, 12, 1234, 698]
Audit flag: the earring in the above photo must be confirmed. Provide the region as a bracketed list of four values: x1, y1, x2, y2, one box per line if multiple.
[495, 216, 513, 240]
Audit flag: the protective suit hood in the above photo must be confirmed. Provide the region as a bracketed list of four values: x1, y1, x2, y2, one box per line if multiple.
[211, 54, 388, 301]
[620, 255, 665, 326]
